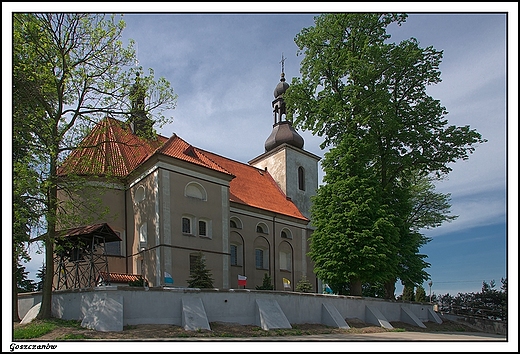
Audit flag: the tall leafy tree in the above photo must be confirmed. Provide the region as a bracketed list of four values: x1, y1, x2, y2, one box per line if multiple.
[285, 13, 485, 297]
[12, 13, 48, 320]
[309, 137, 399, 295]
[12, 13, 177, 319]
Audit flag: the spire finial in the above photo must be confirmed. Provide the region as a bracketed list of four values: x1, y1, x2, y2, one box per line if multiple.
[280, 52, 286, 74]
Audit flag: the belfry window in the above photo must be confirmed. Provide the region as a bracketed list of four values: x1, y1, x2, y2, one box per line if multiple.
[298, 166, 305, 191]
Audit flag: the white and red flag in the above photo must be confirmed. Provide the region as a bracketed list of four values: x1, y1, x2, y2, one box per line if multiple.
[238, 275, 247, 286]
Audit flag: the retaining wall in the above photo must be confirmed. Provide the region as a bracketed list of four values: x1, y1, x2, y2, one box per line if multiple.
[17, 287, 438, 330]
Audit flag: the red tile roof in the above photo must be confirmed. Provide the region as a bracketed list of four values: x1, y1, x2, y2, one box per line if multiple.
[58, 117, 232, 178]
[58, 117, 167, 177]
[59, 117, 307, 221]
[97, 272, 144, 284]
[157, 134, 232, 176]
[202, 150, 308, 221]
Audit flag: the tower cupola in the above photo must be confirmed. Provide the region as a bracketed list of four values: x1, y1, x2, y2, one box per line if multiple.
[129, 72, 154, 138]
[264, 54, 304, 152]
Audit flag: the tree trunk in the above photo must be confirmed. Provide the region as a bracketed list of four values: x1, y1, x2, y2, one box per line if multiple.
[350, 279, 363, 296]
[38, 151, 59, 320]
[384, 280, 396, 300]
[13, 253, 20, 322]
[37, 237, 54, 319]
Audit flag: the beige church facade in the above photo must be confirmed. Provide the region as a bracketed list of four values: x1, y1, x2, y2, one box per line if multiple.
[56, 71, 320, 292]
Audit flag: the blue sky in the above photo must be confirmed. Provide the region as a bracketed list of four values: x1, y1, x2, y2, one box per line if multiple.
[4, 5, 517, 300]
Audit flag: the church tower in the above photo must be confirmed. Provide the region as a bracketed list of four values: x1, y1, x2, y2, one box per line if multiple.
[249, 57, 320, 219]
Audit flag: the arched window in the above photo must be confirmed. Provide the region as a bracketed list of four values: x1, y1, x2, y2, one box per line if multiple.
[281, 228, 293, 239]
[230, 216, 242, 229]
[298, 166, 305, 191]
[185, 182, 207, 200]
[256, 222, 269, 234]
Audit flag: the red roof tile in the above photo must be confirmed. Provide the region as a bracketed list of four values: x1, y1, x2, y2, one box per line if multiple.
[97, 272, 144, 284]
[58, 117, 167, 177]
[157, 135, 232, 176]
[202, 150, 308, 221]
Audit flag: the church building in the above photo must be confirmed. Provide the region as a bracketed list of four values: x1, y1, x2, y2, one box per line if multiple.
[55, 69, 320, 292]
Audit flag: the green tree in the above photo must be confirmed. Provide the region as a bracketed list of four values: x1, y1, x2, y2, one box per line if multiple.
[187, 252, 214, 288]
[295, 275, 313, 293]
[309, 138, 399, 295]
[385, 172, 457, 299]
[285, 13, 485, 298]
[15, 262, 36, 294]
[415, 285, 426, 302]
[35, 264, 46, 292]
[256, 273, 274, 290]
[402, 285, 415, 301]
[12, 13, 177, 319]
[12, 13, 48, 320]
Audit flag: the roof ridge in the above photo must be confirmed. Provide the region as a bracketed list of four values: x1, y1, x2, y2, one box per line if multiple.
[157, 134, 233, 176]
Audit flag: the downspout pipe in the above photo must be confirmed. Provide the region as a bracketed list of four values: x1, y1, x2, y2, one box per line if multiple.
[272, 215, 276, 290]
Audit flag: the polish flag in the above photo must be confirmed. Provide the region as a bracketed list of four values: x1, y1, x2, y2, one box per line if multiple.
[238, 275, 247, 286]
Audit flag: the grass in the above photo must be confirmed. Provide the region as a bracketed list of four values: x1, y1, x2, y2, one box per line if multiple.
[14, 318, 83, 340]
[56, 333, 90, 340]
[391, 328, 407, 332]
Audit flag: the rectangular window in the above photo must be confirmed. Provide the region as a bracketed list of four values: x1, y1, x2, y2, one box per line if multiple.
[198, 220, 207, 236]
[105, 231, 122, 256]
[280, 252, 292, 271]
[182, 217, 191, 234]
[230, 245, 238, 266]
[255, 249, 264, 269]
[105, 241, 121, 256]
[298, 166, 305, 191]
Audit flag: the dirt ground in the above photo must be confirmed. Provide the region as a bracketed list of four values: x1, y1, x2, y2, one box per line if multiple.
[14, 318, 481, 341]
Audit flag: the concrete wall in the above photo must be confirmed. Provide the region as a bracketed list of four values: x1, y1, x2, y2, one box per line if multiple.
[439, 313, 507, 335]
[18, 287, 434, 327]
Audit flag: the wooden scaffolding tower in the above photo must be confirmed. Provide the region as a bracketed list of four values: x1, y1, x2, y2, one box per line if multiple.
[51, 223, 121, 290]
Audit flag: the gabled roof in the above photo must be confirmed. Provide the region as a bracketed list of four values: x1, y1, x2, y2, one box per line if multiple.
[157, 134, 232, 176]
[34, 222, 122, 243]
[202, 150, 308, 221]
[58, 117, 167, 177]
[58, 117, 232, 178]
[59, 117, 307, 221]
